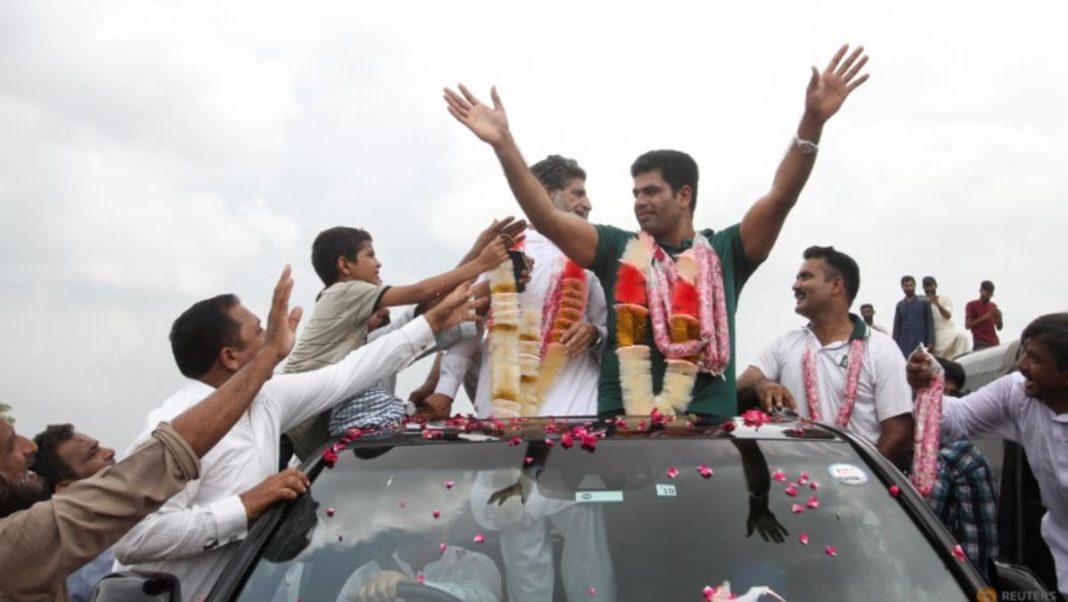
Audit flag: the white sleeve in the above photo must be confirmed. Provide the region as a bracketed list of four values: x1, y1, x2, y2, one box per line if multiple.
[435, 335, 481, 399]
[872, 342, 914, 421]
[424, 553, 502, 602]
[270, 317, 435, 431]
[112, 482, 248, 565]
[941, 374, 1020, 442]
[750, 336, 786, 382]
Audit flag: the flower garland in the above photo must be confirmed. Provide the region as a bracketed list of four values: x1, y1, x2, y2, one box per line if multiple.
[911, 347, 944, 497]
[801, 339, 865, 425]
[614, 232, 729, 415]
[488, 253, 590, 417]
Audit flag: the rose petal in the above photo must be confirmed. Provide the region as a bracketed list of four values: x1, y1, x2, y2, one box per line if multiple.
[702, 585, 715, 600]
[399, 501, 407, 509]
[798, 472, 810, 485]
[473, 533, 485, 544]
[799, 533, 810, 545]
[508, 436, 523, 447]
[524, 456, 534, 465]
[785, 483, 799, 497]
[545, 437, 555, 447]
[697, 464, 714, 478]
[889, 484, 901, 497]
[807, 495, 820, 509]
[666, 467, 679, 479]
[742, 408, 771, 429]
[325, 507, 335, 517]
[772, 469, 787, 482]
[721, 420, 737, 432]
[791, 503, 804, 514]
[825, 545, 838, 557]
[444, 480, 455, 490]
[587, 586, 597, 598]
[432, 509, 441, 519]
[952, 544, 966, 562]
[809, 481, 820, 490]
[416, 573, 426, 585]
[439, 542, 447, 554]
[561, 433, 574, 449]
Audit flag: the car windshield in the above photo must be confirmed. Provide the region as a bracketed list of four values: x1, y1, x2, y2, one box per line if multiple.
[236, 431, 970, 602]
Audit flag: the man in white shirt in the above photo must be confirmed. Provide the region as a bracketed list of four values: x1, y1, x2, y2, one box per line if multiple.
[922, 275, 970, 359]
[424, 155, 615, 602]
[426, 155, 607, 418]
[908, 313, 1068, 597]
[738, 246, 914, 465]
[113, 284, 482, 602]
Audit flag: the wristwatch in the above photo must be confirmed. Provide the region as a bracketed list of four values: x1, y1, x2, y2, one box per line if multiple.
[793, 135, 819, 155]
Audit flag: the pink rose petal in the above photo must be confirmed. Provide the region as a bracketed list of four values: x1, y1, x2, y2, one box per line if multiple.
[889, 484, 901, 497]
[809, 481, 820, 490]
[439, 542, 447, 554]
[772, 469, 787, 482]
[952, 544, 966, 562]
[416, 573, 426, 584]
[807, 495, 820, 509]
[784, 483, 799, 497]
[544, 437, 555, 447]
[432, 509, 441, 519]
[524, 456, 534, 465]
[325, 507, 335, 517]
[720, 420, 736, 432]
[742, 408, 771, 429]
[587, 586, 597, 598]
[799, 533, 810, 545]
[798, 472, 810, 485]
[825, 545, 838, 557]
[473, 533, 485, 544]
[702, 585, 715, 600]
[399, 501, 407, 509]
[561, 433, 574, 449]
[791, 503, 804, 514]
[697, 464, 714, 478]
[666, 467, 679, 479]
[444, 480, 455, 490]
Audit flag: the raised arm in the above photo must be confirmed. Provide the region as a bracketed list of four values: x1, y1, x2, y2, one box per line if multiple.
[444, 85, 599, 267]
[739, 45, 870, 263]
[378, 236, 509, 308]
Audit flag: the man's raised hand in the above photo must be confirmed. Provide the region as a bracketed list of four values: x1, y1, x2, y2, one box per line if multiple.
[805, 44, 870, 124]
[444, 84, 510, 147]
[265, 265, 304, 366]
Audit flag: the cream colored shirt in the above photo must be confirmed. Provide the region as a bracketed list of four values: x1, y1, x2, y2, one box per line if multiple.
[283, 280, 388, 374]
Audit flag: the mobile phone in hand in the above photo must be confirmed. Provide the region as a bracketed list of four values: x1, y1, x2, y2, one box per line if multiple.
[508, 250, 526, 293]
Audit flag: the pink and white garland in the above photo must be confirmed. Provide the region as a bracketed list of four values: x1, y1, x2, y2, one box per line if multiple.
[911, 348, 944, 497]
[801, 339, 865, 425]
[645, 236, 730, 375]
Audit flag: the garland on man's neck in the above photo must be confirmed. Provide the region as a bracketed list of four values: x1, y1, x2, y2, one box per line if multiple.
[911, 347, 944, 497]
[614, 232, 729, 415]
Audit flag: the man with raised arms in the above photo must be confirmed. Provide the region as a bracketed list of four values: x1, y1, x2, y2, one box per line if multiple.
[444, 44, 870, 417]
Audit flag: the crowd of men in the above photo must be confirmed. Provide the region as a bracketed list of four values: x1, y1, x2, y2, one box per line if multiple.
[1, 43, 1067, 601]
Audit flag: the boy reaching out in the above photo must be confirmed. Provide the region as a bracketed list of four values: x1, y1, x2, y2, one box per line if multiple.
[283, 222, 515, 459]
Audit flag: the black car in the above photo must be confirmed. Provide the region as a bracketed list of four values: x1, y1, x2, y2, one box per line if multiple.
[95, 415, 1046, 601]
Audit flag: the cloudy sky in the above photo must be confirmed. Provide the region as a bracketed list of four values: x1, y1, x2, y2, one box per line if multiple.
[2, 1, 1065, 451]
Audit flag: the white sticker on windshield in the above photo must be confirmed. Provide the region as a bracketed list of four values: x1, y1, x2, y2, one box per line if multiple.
[575, 491, 624, 503]
[655, 484, 677, 497]
[828, 463, 869, 485]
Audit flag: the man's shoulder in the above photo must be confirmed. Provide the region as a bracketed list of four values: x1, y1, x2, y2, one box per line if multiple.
[594, 223, 635, 244]
[865, 330, 907, 366]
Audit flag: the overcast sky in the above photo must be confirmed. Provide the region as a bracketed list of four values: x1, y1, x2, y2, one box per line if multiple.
[2, 1, 1065, 451]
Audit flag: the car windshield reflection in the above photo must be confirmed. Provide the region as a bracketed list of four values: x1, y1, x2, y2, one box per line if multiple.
[236, 435, 970, 602]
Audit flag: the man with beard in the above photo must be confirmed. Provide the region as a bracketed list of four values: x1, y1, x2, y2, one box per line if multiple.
[0, 266, 306, 602]
[444, 44, 871, 417]
[893, 275, 935, 357]
[30, 425, 119, 602]
[737, 246, 914, 464]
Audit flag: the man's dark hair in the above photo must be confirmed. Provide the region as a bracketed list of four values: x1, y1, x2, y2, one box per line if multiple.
[29, 424, 76, 495]
[311, 227, 374, 287]
[630, 150, 699, 212]
[922, 276, 937, 287]
[980, 280, 996, 292]
[802, 246, 861, 304]
[901, 275, 915, 285]
[1021, 313, 1068, 370]
[530, 155, 586, 191]
[170, 294, 242, 379]
[936, 357, 967, 392]
[859, 303, 874, 311]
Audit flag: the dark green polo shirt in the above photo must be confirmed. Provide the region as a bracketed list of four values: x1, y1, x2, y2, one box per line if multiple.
[589, 224, 761, 417]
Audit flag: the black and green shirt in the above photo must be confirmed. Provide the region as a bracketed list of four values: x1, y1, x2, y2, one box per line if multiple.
[590, 224, 761, 417]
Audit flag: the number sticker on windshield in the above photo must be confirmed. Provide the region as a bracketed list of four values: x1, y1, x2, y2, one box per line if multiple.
[575, 491, 624, 503]
[827, 463, 869, 485]
[655, 484, 677, 497]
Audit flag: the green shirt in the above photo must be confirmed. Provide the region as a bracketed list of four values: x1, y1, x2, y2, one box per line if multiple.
[590, 223, 761, 417]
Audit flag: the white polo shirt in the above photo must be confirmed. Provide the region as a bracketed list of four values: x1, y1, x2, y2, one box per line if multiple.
[751, 316, 913, 445]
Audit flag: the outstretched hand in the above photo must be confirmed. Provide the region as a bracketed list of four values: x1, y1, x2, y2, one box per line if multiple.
[264, 265, 304, 365]
[444, 84, 510, 147]
[805, 44, 870, 124]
